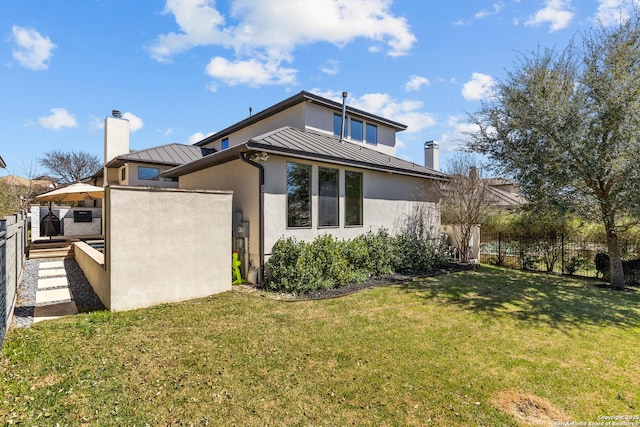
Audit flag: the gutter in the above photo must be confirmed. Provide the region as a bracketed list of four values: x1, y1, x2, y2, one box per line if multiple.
[239, 152, 265, 284]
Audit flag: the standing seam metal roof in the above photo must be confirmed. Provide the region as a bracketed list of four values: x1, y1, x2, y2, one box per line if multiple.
[106, 143, 212, 167]
[164, 126, 447, 180]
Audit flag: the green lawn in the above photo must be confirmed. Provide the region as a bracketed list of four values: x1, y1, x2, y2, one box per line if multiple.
[2, 266, 639, 426]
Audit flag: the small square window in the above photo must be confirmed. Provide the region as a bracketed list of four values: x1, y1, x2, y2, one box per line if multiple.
[221, 138, 229, 150]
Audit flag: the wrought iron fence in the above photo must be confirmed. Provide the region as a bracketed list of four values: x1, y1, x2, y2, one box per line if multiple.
[480, 231, 640, 280]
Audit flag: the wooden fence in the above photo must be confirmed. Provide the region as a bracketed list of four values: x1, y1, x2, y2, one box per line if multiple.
[1, 211, 27, 346]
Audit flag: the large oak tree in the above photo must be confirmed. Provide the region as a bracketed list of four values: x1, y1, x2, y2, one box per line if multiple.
[468, 15, 640, 290]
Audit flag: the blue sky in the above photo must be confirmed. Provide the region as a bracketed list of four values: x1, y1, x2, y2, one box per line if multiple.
[1, 0, 638, 178]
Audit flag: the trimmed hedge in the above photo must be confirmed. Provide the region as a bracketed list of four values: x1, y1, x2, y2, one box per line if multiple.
[265, 229, 449, 294]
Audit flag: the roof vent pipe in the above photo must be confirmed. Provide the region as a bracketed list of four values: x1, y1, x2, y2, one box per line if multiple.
[340, 91, 347, 143]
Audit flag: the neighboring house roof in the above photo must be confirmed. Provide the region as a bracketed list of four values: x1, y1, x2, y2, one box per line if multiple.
[0, 175, 55, 189]
[0, 155, 6, 168]
[485, 185, 526, 207]
[194, 91, 408, 147]
[105, 143, 214, 168]
[165, 126, 448, 181]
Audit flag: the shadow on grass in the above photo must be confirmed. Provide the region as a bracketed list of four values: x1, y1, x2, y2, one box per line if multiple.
[400, 265, 640, 329]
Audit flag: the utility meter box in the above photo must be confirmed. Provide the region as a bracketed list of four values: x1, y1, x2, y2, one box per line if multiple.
[236, 221, 250, 238]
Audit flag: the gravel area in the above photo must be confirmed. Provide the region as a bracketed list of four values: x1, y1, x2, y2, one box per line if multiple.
[12, 258, 106, 328]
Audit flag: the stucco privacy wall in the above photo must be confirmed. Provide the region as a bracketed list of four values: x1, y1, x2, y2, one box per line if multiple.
[262, 156, 441, 255]
[179, 159, 260, 269]
[105, 186, 233, 311]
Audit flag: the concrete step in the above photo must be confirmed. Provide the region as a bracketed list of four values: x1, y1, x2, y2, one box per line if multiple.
[29, 247, 74, 260]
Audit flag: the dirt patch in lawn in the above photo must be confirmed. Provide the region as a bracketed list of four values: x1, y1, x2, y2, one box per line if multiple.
[491, 390, 570, 426]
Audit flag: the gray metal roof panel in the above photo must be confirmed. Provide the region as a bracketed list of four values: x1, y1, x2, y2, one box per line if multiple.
[110, 143, 212, 167]
[247, 127, 447, 179]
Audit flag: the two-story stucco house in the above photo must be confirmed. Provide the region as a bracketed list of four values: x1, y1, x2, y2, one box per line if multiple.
[157, 91, 447, 281]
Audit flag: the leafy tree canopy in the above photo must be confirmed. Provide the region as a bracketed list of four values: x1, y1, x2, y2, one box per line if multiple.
[468, 13, 640, 289]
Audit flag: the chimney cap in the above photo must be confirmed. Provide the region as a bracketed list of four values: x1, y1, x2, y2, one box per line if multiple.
[424, 140, 439, 148]
[112, 110, 122, 118]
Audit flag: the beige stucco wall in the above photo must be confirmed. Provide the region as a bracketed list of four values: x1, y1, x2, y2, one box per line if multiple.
[73, 242, 109, 308]
[105, 186, 232, 311]
[179, 159, 260, 268]
[204, 103, 307, 151]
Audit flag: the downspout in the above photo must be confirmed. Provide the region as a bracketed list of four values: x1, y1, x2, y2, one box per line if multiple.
[240, 152, 265, 284]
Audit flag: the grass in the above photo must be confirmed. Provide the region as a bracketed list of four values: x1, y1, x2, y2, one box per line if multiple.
[2, 265, 639, 426]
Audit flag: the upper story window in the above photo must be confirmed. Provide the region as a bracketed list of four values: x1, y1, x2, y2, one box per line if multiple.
[366, 123, 377, 145]
[138, 166, 159, 181]
[221, 138, 229, 150]
[287, 162, 312, 228]
[333, 114, 347, 138]
[351, 119, 363, 141]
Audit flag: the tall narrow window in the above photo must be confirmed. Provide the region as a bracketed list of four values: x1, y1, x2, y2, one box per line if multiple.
[318, 167, 339, 227]
[351, 119, 363, 141]
[287, 162, 312, 228]
[333, 114, 347, 138]
[366, 123, 377, 145]
[345, 171, 363, 226]
[221, 138, 229, 150]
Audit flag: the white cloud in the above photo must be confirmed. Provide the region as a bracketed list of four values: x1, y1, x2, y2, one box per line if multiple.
[405, 75, 430, 92]
[595, 0, 640, 26]
[320, 59, 339, 75]
[462, 73, 496, 101]
[37, 108, 77, 130]
[439, 116, 480, 152]
[11, 25, 56, 70]
[205, 56, 297, 86]
[188, 131, 215, 144]
[150, 0, 416, 87]
[122, 112, 144, 132]
[350, 92, 436, 133]
[525, 0, 574, 32]
[474, 2, 504, 19]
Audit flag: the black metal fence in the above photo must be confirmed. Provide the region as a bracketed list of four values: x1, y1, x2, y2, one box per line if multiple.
[1, 211, 27, 347]
[479, 231, 640, 280]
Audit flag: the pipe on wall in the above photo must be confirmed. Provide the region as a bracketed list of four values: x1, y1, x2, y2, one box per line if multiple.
[239, 152, 265, 283]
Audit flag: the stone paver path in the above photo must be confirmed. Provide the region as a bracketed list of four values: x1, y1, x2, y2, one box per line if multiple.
[33, 260, 78, 323]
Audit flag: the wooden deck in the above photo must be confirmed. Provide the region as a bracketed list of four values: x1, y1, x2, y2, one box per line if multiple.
[29, 236, 104, 260]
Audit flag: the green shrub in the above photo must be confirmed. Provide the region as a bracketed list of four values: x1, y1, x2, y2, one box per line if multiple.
[265, 230, 449, 294]
[392, 232, 448, 272]
[344, 229, 396, 276]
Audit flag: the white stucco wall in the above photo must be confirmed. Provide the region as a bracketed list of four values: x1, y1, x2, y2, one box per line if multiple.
[105, 186, 232, 311]
[262, 155, 440, 256]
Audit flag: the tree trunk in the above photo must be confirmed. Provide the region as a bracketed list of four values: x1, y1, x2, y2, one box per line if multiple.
[599, 199, 625, 290]
[606, 231, 625, 290]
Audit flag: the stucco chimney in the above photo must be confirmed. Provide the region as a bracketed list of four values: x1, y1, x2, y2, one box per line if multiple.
[104, 111, 130, 164]
[424, 141, 439, 171]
